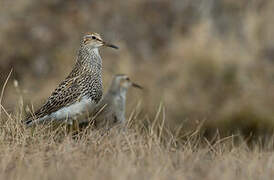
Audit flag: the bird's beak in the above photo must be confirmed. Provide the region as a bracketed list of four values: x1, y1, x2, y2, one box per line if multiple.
[132, 82, 143, 89]
[103, 41, 119, 49]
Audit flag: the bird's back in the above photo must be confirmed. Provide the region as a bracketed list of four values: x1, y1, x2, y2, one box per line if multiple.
[25, 51, 103, 126]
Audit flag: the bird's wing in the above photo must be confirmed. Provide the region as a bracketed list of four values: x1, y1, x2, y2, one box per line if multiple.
[25, 74, 83, 124]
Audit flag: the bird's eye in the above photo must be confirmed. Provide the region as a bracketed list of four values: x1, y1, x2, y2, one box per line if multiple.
[91, 36, 96, 40]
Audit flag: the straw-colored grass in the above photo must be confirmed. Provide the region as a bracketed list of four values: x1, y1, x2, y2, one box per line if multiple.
[1, 1, 274, 179]
[1, 99, 274, 180]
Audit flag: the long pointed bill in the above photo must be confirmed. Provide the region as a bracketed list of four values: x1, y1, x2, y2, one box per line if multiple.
[132, 82, 143, 89]
[103, 42, 119, 49]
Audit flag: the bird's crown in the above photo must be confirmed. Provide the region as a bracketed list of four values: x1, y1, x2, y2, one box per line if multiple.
[81, 32, 118, 49]
[113, 74, 143, 89]
[82, 32, 103, 44]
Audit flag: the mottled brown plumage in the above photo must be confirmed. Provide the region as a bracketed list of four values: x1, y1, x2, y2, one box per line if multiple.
[25, 32, 118, 127]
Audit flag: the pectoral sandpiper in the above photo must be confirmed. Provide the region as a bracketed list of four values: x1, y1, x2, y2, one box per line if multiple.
[25, 32, 118, 127]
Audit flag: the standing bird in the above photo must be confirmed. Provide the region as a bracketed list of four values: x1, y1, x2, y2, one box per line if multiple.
[25, 32, 118, 127]
[80, 74, 142, 130]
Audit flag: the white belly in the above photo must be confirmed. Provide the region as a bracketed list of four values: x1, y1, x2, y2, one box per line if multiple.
[33, 97, 96, 126]
[53, 97, 93, 119]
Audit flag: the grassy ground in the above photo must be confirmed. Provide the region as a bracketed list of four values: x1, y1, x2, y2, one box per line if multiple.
[2, 0, 274, 138]
[1, 1, 274, 179]
[0, 104, 274, 180]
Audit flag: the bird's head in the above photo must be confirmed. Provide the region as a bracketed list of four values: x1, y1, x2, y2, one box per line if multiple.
[82, 32, 118, 49]
[113, 74, 143, 90]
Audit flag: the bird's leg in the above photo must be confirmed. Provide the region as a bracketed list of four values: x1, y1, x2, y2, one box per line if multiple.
[73, 119, 80, 133]
[64, 115, 74, 135]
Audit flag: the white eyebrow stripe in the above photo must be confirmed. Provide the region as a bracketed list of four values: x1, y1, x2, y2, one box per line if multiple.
[85, 35, 93, 38]
[84, 34, 103, 42]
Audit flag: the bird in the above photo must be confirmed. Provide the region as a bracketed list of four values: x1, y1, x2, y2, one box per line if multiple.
[24, 32, 118, 127]
[79, 74, 143, 130]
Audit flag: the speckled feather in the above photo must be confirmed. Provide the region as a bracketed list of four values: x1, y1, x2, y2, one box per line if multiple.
[25, 34, 105, 125]
[26, 64, 102, 122]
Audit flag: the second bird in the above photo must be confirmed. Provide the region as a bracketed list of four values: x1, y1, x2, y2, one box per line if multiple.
[80, 74, 142, 129]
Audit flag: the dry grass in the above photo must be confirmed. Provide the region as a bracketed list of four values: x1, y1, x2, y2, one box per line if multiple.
[1, 1, 274, 179]
[1, 99, 274, 180]
[2, 0, 274, 138]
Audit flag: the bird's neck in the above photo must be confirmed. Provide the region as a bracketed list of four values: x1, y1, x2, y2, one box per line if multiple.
[77, 46, 102, 72]
[119, 88, 127, 100]
[107, 86, 127, 122]
[109, 86, 128, 102]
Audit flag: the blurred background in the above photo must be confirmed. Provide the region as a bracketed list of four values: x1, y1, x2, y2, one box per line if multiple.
[1, 0, 274, 140]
